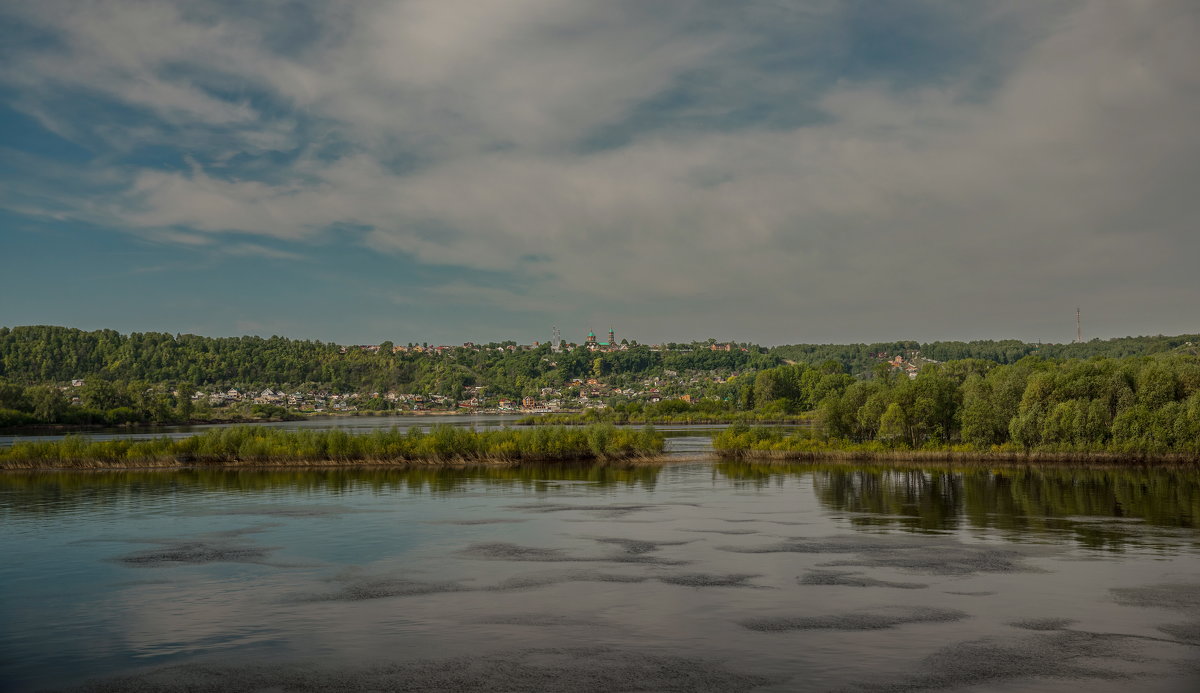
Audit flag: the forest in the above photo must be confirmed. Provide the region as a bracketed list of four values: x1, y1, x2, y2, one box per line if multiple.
[716, 354, 1200, 457]
[0, 325, 774, 394]
[769, 334, 1200, 374]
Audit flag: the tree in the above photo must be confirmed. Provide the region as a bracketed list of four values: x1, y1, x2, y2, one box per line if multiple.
[879, 403, 906, 446]
[961, 376, 1004, 448]
[80, 379, 126, 410]
[28, 386, 68, 422]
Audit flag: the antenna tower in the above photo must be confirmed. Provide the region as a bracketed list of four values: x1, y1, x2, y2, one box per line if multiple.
[551, 325, 562, 353]
[1075, 308, 1082, 343]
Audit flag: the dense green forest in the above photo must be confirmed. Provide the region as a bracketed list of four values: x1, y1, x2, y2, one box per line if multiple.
[769, 334, 1200, 374]
[716, 354, 1200, 456]
[5, 326, 1196, 395]
[0, 325, 775, 394]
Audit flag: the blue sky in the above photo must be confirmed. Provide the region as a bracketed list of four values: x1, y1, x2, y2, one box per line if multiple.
[2, 1, 1198, 346]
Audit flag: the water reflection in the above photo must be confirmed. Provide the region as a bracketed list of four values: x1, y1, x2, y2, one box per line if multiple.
[716, 461, 1200, 549]
[6, 462, 1199, 550]
[3, 459, 1200, 692]
[0, 464, 665, 516]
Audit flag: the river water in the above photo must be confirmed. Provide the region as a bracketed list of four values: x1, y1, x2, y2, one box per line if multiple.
[2, 437, 1199, 691]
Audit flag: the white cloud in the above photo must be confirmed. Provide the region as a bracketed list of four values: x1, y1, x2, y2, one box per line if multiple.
[3, 0, 1199, 341]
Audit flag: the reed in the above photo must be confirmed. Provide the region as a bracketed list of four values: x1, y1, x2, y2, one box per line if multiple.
[0, 424, 665, 470]
[712, 425, 1200, 466]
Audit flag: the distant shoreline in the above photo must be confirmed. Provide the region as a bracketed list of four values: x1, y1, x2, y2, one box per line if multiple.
[0, 415, 303, 435]
[715, 448, 1200, 467]
[0, 410, 497, 434]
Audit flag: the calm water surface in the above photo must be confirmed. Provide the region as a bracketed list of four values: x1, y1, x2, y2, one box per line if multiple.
[2, 450, 1199, 691]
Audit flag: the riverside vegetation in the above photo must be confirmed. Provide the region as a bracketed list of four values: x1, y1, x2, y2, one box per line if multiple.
[3, 326, 1200, 462]
[715, 354, 1200, 462]
[0, 424, 665, 470]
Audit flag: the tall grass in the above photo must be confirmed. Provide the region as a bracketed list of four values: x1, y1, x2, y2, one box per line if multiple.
[712, 424, 1200, 465]
[0, 424, 665, 470]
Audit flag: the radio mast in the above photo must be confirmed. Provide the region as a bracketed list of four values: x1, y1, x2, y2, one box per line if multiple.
[1075, 308, 1082, 343]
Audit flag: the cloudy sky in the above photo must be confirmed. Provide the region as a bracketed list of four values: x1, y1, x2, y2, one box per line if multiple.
[1, 1, 1197, 346]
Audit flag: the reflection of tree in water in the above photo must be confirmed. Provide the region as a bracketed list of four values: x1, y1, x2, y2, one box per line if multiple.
[813, 469, 962, 532]
[716, 461, 1199, 549]
[0, 465, 664, 516]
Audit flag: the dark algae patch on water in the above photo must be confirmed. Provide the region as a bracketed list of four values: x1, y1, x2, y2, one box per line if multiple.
[306, 576, 471, 602]
[115, 541, 274, 566]
[742, 606, 967, 632]
[1110, 582, 1200, 608]
[800, 570, 927, 589]
[459, 540, 689, 565]
[1008, 617, 1077, 631]
[844, 630, 1156, 692]
[487, 571, 650, 590]
[68, 647, 782, 692]
[723, 534, 1046, 576]
[658, 573, 763, 588]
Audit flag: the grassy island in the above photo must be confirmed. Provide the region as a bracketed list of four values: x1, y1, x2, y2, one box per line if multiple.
[0, 424, 665, 470]
[713, 425, 1200, 465]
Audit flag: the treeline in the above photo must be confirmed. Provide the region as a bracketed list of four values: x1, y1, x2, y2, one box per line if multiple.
[0, 424, 666, 469]
[0, 326, 776, 398]
[717, 354, 1200, 456]
[771, 334, 1200, 374]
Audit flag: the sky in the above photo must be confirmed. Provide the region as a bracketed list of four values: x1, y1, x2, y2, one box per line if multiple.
[1, 0, 1198, 347]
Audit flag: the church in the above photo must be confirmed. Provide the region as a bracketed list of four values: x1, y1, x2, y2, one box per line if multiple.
[584, 328, 622, 351]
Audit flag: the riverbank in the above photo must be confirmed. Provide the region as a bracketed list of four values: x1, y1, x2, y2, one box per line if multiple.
[712, 427, 1200, 466]
[0, 424, 665, 471]
[0, 413, 304, 435]
[714, 447, 1200, 466]
[515, 412, 816, 426]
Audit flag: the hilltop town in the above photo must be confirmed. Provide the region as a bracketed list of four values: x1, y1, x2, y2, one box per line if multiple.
[203, 328, 759, 415]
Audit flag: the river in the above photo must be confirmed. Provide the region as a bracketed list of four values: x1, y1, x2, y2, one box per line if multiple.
[1, 434, 1198, 691]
